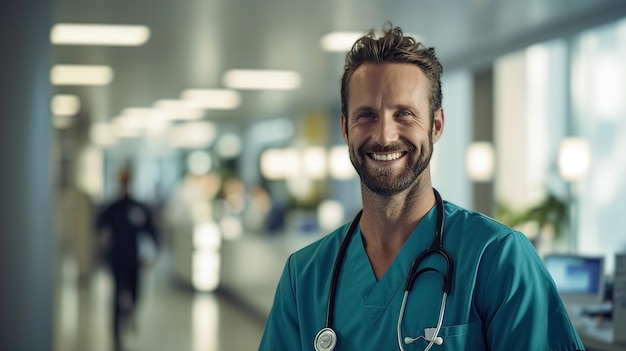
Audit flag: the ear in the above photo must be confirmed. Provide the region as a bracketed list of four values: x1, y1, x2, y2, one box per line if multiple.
[431, 108, 444, 143]
[341, 113, 349, 144]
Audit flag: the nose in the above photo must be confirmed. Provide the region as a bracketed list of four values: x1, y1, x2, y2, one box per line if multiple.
[372, 114, 399, 146]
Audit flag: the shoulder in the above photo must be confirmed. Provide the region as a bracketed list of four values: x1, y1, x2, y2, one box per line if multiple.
[104, 197, 128, 210]
[126, 196, 147, 208]
[441, 201, 539, 268]
[443, 200, 517, 243]
[442, 201, 548, 290]
[121, 197, 152, 216]
[99, 199, 120, 215]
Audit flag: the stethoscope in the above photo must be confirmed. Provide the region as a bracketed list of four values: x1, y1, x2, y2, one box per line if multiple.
[314, 189, 453, 351]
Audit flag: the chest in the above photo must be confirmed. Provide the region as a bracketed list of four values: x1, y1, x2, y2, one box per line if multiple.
[317, 260, 484, 350]
[365, 245, 400, 281]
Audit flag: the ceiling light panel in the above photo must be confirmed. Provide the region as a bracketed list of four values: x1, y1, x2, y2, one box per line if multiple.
[50, 65, 113, 86]
[180, 89, 241, 110]
[320, 32, 364, 52]
[51, 23, 150, 46]
[320, 31, 422, 52]
[153, 100, 204, 120]
[223, 69, 301, 90]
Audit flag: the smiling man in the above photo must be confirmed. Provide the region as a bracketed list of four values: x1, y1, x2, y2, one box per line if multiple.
[259, 24, 584, 351]
[346, 62, 437, 198]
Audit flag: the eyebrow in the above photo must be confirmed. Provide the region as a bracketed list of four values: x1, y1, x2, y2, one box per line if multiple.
[350, 104, 423, 117]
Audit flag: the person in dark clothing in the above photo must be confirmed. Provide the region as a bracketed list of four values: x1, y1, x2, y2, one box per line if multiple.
[96, 166, 159, 350]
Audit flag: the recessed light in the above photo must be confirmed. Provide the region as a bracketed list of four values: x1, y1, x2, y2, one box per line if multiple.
[51, 23, 150, 46]
[320, 32, 364, 52]
[50, 65, 113, 86]
[223, 69, 300, 90]
[152, 100, 204, 120]
[320, 30, 423, 52]
[180, 89, 241, 110]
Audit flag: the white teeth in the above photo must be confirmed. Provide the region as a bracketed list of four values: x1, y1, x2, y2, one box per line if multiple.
[371, 152, 402, 161]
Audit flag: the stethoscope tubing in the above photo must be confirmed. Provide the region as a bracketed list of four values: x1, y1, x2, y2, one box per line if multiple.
[325, 210, 362, 328]
[316, 189, 452, 351]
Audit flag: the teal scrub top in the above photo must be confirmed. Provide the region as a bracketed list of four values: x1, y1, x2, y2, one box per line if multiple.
[259, 201, 585, 350]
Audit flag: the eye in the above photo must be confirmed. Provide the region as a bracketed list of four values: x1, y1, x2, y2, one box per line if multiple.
[396, 110, 413, 118]
[357, 111, 376, 119]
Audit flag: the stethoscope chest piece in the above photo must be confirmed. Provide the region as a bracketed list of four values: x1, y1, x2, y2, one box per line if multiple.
[314, 327, 337, 351]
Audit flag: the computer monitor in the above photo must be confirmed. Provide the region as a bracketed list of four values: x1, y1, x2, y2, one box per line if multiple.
[543, 254, 605, 306]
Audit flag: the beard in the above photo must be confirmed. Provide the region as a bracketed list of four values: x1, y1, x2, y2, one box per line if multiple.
[349, 137, 433, 196]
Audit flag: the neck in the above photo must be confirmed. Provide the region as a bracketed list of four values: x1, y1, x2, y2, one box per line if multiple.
[361, 180, 434, 238]
[358, 180, 437, 280]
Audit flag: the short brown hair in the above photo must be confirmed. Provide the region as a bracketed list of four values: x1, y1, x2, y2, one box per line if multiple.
[340, 23, 443, 122]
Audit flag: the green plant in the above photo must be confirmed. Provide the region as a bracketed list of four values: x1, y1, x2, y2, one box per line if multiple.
[496, 192, 570, 240]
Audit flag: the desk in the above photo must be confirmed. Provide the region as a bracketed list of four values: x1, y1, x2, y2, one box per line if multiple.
[572, 316, 626, 351]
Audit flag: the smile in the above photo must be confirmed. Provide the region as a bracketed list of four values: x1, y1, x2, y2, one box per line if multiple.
[369, 152, 404, 161]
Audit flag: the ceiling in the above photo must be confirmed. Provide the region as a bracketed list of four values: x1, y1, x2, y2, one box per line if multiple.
[52, 0, 626, 131]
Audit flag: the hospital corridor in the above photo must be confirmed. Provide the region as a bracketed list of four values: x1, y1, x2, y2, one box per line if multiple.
[3, 0, 626, 350]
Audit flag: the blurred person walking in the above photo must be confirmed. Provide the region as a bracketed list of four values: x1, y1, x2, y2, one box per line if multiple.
[96, 166, 159, 350]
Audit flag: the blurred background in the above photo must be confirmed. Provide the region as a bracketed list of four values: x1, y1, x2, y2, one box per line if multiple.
[2, 0, 626, 350]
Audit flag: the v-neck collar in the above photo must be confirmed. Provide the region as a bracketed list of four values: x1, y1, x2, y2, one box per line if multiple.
[347, 205, 439, 326]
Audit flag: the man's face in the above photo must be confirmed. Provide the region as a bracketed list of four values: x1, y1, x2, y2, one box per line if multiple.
[342, 63, 443, 196]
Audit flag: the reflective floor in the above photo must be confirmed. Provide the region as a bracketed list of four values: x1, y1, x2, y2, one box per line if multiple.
[54, 251, 266, 351]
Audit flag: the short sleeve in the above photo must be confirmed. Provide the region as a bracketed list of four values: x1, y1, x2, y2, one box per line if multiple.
[477, 232, 585, 351]
[259, 256, 302, 351]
